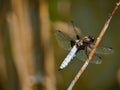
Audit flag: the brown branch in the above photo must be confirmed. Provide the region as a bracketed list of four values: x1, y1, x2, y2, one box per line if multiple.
[7, 0, 36, 90]
[67, 0, 120, 90]
[39, 0, 56, 90]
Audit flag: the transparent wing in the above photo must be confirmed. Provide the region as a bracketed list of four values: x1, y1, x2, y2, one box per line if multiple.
[68, 22, 81, 39]
[76, 50, 102, 64]
[76, 46, 113, 64]
[53, 21, 81, 40]
[95, 47, 114, 54]
[88, 46, 114, 54]
[54, 30, 72, 51]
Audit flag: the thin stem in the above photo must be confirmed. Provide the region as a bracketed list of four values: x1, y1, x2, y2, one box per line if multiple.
[67, 1, 120, 90]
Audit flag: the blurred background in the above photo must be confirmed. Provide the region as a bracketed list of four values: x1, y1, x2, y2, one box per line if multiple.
[0, 0, 120, 90]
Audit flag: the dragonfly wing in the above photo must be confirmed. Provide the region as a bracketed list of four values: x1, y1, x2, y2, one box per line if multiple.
[88, 46, 114, 54]
[53, 21, 81, 40]
[75, 50, 86, 62]
[54, 30, 72, 50]
[76, 50, 102, 64]
[68, 22, 81, 39]
[89, 54, 102, 64]
[95, 47, 114, 54]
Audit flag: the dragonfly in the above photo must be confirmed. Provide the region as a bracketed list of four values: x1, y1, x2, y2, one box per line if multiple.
[54, 23, 113, 71]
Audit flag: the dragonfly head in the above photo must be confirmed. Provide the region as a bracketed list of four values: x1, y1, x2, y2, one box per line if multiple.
[83, 36, 95, 44]
[88, 36, 95, 43]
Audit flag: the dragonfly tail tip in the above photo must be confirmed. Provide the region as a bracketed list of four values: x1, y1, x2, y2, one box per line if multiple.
[58, 68, 62, 71]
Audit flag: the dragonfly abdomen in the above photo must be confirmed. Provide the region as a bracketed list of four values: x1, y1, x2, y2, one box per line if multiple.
[59, 45, 77, 70]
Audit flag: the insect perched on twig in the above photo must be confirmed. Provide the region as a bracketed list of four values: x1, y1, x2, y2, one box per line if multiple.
[55, 21, 113, 71]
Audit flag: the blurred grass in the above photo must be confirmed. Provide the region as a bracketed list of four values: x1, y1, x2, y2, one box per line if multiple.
[0, 0, 120, 90]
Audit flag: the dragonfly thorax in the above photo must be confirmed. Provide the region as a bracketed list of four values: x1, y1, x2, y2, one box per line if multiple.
[75, 39, 83, 46]
[74, 36, 95, 51]
[83, 36, 95, 44]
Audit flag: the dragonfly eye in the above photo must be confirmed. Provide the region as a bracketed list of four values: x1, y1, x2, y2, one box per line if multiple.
[83, 36, 90, 41]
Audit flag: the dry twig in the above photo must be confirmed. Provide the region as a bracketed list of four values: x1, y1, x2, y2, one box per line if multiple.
[67, 0, 120, 90]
